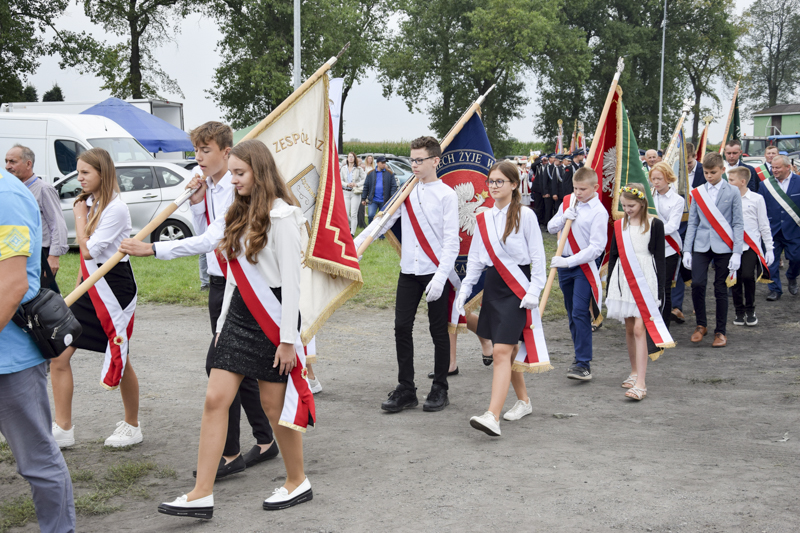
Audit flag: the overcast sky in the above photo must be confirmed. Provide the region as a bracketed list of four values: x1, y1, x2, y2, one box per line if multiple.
[25, 0, 754, 147]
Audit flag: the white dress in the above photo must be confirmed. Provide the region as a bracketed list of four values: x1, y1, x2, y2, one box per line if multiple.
[606, 221, 659, 322]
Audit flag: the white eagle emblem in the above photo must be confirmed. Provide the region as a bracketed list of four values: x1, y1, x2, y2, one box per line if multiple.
[454, 182, 490, 236]
[602, 147, 617, 194]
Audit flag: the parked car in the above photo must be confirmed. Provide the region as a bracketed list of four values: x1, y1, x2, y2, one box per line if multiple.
[55, 161, 197, 245]
[159, 159, 199, 172]
[357, 153, 414, 185]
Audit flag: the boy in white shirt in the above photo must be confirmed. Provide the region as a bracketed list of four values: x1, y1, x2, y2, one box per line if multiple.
[355, 136, 459, 413]
[728, 167, 774, 326]
[547, 168, 608, 380]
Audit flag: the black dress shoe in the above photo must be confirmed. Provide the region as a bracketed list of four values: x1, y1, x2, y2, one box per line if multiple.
[193, 454, 246, 479]
[381, 388, 418, 413]
[422, 385, 449, 412]
[427, 367, 458, 379]
[482, 354, 493, 366]
[789, 279, 798, 295]
[243, 441, 280, 468]
[766, 291, 781, 301]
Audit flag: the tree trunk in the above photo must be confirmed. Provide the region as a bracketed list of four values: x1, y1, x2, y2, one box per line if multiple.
[129, 1, 142, 99]
[338, 83, 350, 154]
[692, 92, 702, 144]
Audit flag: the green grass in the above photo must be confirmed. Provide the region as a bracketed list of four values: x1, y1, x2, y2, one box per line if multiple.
[0, 496, 36, 533]
[0, 442, 14, 465]
[68, 459, 159, 517]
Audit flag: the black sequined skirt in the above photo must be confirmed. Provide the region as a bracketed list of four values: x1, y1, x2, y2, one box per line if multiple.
[476, 264, 531, 345]
[212, 287, 292, 383]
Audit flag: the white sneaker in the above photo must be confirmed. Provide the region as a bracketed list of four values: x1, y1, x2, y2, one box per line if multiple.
[158, 494, 214, 519]
[503, 398, 533, 421]
[52, 422, 75, 448]
[308, 377, 322, 394]
[263, 477, 313, 510]
[469, 411, 501, 437]
[104, 421, 143, 447]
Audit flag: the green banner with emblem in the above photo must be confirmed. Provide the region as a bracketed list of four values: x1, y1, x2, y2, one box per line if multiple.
[611, 98, 657, 219]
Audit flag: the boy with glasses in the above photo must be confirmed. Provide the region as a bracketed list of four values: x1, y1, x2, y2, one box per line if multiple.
[355, 137, 459, 413]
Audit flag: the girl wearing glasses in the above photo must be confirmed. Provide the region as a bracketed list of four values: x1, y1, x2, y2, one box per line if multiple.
[456, 160, 549, 437]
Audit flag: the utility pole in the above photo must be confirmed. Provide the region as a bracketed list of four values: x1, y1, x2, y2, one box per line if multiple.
[657, 0, 667, 149]
[293, 0, 301, 90]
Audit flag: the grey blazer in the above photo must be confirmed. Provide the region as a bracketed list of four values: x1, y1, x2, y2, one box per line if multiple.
[684, 180, 744, 254]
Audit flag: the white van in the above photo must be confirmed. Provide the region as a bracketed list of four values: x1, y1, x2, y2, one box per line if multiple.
[0, 113, 154, 184]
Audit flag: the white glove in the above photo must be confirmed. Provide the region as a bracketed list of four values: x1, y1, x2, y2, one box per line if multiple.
[563, 206, 577, 220]
[728, 252, 741, 272]
[683, 252, 692, 270]
[520, 293, 539, 310]
[765, 249, 775, 266]
[455, 291, 468, 316]
[550, 256, 569, 269]
[425, 278, 445, 302]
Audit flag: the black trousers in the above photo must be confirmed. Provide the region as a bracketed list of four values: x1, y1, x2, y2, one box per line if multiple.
[731, 249, 759, 315]
[207, 275, 273, 456]
[691, 251, 732, 335]
[662, 254, 680, 330]
[40, 248, 59, 293]
[532, 192, 545, 224]
[543, 197, 555, 225]
[394, 272, 451, 391]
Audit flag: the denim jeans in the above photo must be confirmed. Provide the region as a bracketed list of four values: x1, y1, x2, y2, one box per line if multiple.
[367, 201, 385, 225]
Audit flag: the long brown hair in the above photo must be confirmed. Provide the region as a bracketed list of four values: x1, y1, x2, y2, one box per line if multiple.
[621, 182, 650, 233]
[488, 160, 522, 243]
[76, 148, 119, 237]
[218, 140, 293, 264]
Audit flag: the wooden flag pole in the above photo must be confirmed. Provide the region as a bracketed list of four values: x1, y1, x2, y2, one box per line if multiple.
[356, 84, 496, 257]
[663, 98, 693, 162]
[241, 42, 350, 143]
[64, 187, 197, 307]
[718, 80, 739, 154]
[538, 58, 625, 317]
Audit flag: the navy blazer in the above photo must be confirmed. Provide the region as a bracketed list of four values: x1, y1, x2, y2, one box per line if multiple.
[759, 173, 800, 243]
[690, 162, 705, 189]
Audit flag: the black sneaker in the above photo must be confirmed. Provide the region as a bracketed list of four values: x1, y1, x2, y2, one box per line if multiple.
[567, 365, 592, 381]
[790, 278, 799, 295]
[423, 385, 449, 412]
[733, 312, 745, 326]
[381, 387, 418, 413]
[767, 291, 781, 301]
[745, 310, 758, 326]
[193, 454, 246, 479]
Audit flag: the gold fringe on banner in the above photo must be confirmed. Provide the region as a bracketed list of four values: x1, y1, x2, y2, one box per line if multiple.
[447, 322, 470, 334]
[648, 348, 664, 361]
[512, 361, 554, 374]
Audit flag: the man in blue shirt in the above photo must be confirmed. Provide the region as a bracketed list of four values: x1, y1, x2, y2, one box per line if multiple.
[0, 168, 75, 532]
[361, 156, 398, 224]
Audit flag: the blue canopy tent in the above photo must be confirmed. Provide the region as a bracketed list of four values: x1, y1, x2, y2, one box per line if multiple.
[81, 98, 193, 153]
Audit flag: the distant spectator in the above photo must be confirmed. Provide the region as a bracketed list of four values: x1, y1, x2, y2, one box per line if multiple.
[340, 152, 366, 236]
[362, 156, 398, 225]
[0, 168, 76, 533]
[5, 145, 69, 293]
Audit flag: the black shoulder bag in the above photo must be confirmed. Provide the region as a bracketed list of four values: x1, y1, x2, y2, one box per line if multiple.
[12, 289, 83, 359]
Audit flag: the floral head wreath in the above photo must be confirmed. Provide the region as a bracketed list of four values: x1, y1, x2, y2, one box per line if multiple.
[621, 186, 646, 200]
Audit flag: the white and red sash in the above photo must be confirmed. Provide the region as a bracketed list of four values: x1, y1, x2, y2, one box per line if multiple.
[476, 211, 552, 373]
[404, 188, 466, 330]
[690, 186, 734, 250]
[613, 220, 675, 349]
[80, 254, 137, 390]
[228, 257, 315, 432]
[560, 195, 603, 308]
[204, 194, 229, 277]
[743, 231, 771, 281]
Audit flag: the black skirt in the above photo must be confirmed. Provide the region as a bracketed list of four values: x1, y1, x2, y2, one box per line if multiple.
[477, 264, 531, 345]
[212, 287, 298, 383]
[71, 261, 137, 353]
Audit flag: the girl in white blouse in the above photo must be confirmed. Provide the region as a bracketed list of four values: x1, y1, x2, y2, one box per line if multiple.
[160, 140, 311, 519]
[649, 162, 684, 330]
[457, 161, 548, 437]
[50, 148, 142, 449]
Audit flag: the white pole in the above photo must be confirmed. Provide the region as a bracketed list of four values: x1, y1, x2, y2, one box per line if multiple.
[293, 0, 301, 90]
[657, 0, 667, 149]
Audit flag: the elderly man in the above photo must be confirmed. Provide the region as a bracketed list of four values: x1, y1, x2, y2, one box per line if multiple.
[723, 140, 759, 192]
[759, 155, 800, 301]
[643, 149, 658, 172]
[5, 145, 69, 292]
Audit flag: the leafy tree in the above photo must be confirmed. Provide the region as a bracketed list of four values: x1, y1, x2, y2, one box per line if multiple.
[210, 0, 386, 148]
[42, 83, 65, 102]
[739, 0, 800, 113]
[0, 0, 68, 103]
[379, 0, 566, 154]
[55, 0, 195, 99]
[22, 83, 38, 102]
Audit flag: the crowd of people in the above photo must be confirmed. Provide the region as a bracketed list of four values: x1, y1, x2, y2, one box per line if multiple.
[2, 121, 800, 530]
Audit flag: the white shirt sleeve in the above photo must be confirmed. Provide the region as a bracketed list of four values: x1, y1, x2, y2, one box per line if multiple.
[566, 207, 608, 268]
[524, 211, 547, 296]
[433, 191, 460, 285]
[460, 228, 488, 297]
[155, 212, 225, 260]
[86, 202, 128, 260]
[353, 206, 402, 250]
[757, 195, 773, 253]
[662, 195, 683, 236]
[272, 210, 303, 344]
